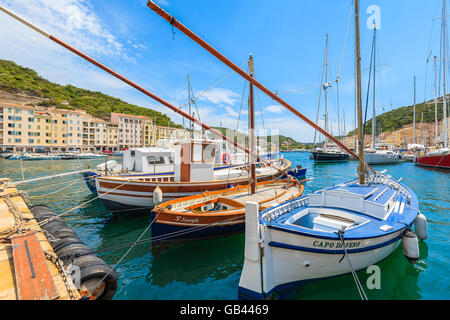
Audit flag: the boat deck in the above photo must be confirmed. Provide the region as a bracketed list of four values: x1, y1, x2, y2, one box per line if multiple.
[266, 178, 419, 240]
[0, 179, 80, 300]
[169, 181, 301, 215]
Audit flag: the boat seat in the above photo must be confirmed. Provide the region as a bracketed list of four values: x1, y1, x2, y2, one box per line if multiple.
[312, 214, 355, 232]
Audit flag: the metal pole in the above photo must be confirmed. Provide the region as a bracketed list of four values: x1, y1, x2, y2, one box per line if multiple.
[434, 56, 439, 143]
[413, 76, 416, 145]
[443, 0, 448, 149]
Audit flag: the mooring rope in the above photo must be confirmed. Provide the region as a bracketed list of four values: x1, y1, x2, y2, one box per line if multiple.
[35, 179, 133, 228]
[27, 177, 85, 198]
[337, 229, 368, 300]
[82, 211, 161, 299]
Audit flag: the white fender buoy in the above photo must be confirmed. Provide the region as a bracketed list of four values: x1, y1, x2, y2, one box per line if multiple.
[402, 229, 419, 263]
[414, 213, 428, 241]
[153, 185, 163, 206]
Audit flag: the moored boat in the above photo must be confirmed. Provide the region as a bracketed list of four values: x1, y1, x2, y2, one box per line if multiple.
[364, 148, 400, 165]
[310, 147, 350, 163]
[95, 140, 291, 210]
[151, 179, 304, 241]
[238, 172, 426, 299]
[237, 0, 426, 299]
[415, 148, 450, 169]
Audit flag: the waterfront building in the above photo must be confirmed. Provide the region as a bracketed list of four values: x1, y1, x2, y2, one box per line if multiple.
[110, 112, 152, 150]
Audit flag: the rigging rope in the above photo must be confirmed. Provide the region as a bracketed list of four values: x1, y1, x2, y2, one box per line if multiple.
[335, 0, 354, 83]
[178, 62, 247, 111]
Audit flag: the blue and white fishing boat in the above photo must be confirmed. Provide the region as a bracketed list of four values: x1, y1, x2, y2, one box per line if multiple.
[238, 172, 427, 299]
[239, 0, 427, 300]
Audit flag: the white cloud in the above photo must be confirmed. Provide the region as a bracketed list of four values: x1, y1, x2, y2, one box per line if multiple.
[155, 0, 169, 6]
[0, 0, 136, 93]
[198, 88, 240, 105]
[0, 0, 122, 56]
[225, 106, 239, 117]
[266, 104, 284, 113]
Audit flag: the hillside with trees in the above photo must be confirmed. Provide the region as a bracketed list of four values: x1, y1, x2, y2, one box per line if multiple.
[348, 98, 447, 136]
[0, 59, 180, 127]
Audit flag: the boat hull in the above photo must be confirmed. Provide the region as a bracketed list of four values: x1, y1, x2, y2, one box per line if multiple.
[310, 151, 349, 163]
[96, 172, 284, 210]
[415, 154, 450, 169]
[364, 152, 400, 165]
[150, 211, 244, 241]
[239, 232, 403, 299]
[238, 174, 420, 299]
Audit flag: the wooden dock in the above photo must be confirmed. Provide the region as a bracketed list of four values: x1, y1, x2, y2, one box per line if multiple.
[0, 178, 80, 300]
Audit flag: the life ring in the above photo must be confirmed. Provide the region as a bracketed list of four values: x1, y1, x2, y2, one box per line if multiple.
[222, 152, 231, 164]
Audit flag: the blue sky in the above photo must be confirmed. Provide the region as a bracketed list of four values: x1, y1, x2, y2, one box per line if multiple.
[0, 0, 445, 142]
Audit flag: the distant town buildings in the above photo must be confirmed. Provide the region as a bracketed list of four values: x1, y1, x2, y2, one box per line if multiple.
[341, 119, 449, 150]
[0, 102, 196, 152]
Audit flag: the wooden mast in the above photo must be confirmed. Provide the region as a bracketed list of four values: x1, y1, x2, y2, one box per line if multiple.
[145, 1, 376, 174]
[248, 55, 256, 194]
[355, 0, 365, 184]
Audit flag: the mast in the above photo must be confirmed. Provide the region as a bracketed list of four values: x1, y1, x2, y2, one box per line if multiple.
[355, 0, 365, 184]
[248, 55, 256, 194]
[413, 76, 416, 145]
[313, 41, 326, 149]
[324, 34, 329, 143]
[372, 25, 377, 149]
[443, 0, 448, 149]
[188, 75, 193, 139]
[434, 56, 439, 143]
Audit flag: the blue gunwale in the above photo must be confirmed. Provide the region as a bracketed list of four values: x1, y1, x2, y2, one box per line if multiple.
[261, 177, 420, 241]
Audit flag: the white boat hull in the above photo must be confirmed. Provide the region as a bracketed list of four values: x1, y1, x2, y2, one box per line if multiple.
[364, 151, 400, 164]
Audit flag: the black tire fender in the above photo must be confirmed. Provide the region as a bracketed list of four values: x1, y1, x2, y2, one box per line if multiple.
[78, 264, 118, 300]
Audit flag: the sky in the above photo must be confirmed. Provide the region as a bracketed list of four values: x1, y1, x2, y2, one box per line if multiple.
[0, 0, 445, 142]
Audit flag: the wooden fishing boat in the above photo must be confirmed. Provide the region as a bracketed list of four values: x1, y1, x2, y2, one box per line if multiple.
[149, 56, 303, 241]
[238, 172, 427, 299]
[96, 140, 291, 210]
[151, 179, 304, 241]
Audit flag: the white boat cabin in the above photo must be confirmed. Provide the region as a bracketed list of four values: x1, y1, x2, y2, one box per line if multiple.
[174, 140, 218, 182]
[122, 147, 175, 174]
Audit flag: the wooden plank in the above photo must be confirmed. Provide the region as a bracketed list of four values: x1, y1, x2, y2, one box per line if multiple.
[11, 231, 59, 300]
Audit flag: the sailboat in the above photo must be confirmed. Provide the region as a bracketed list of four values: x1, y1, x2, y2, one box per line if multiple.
[311, 35, 350, 163]
[416, 0, 450, 169]
[364, 26, 400, 165]
[238, 0, 427, 299]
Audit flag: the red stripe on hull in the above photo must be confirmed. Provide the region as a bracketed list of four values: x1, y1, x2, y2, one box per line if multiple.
[98, 173, 282, 193]
[416, 154, 450, 169]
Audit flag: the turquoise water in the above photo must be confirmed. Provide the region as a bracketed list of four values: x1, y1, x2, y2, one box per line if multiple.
[1, 153, 448, 300]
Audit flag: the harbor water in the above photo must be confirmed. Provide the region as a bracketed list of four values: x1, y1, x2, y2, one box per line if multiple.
[1, 153, 448, 300]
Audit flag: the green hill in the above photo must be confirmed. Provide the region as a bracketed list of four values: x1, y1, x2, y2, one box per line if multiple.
[349, 98, 447, 136]
[0, 59, 180, 127]
[212, 127, 306, 150]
